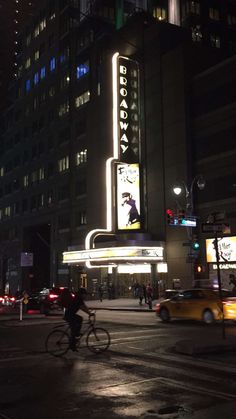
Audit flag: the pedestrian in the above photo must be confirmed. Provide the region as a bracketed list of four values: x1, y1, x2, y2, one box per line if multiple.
[133, 282, 139, 298]
[229, 274, 236, 294]
[98, 284, 103, 302]
[137, 283, 144, 305]
[146, 283, 153, 309]
[143, 284, 147, 303]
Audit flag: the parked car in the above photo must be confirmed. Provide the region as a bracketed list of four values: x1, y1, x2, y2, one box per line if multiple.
[15, 287, 73, 315]
[0, 294, 16, 307]
[156, 288, 236, 324]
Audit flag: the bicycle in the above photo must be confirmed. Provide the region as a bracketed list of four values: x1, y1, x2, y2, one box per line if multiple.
[45, 311, 110, 357]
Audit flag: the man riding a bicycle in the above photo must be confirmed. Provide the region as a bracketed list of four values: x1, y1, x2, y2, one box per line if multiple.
[62, 287, 94, 351]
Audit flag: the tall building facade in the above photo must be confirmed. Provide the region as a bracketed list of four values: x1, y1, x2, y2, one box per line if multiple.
[0, 0, 236, 296]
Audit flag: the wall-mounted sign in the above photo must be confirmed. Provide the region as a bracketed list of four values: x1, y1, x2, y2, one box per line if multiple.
[116, 163, 141, 230]
[116, 56, 140, 163]
[20, 252, 33, 267]
[206, 236, 236, 263]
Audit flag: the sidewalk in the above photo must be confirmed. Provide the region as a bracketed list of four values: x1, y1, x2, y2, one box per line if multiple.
[87, 297, 158, 312]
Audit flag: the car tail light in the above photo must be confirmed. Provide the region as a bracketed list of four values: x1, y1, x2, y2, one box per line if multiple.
[0, 297, 3, 302]
[49, 293, 59, 299]
[10, 297, 15, 302]
[156, 303, 161, 313]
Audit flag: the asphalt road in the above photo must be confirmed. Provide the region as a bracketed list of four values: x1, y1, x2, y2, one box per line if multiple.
[1, 311, 236, 419]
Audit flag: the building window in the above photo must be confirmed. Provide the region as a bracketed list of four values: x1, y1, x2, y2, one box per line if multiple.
[47, 190, 53, 206]
[25, 79, 31, 92]
[210, 34, 221, 48]
[39, 18, 46, 31]
[191, 25, 202, 42]
[153, 7, 167, 21]
[5, 206, 11, 218]
[209, 8, 219, 21]
[76, 149, 87, 165]
[76, 211, 87, 226]
[227, 14, 236, 25]
[34, 72, 39, 85]
[40, 66, 46, 79]
[26, 34, 31, 46]
[58, 156, 69, 172]
[31, 170, 38, 183]
[75, 91, 90, 108]
[34, 50, 40, 61]
[38, 193, 44, 208]
[25, 57, 31, 69]
[186, 1, 200, 15]
[23, 175, 29, 187]
[49, 86, 56, 97]
[39, 167, 45, 181]
[0, 167, 4, 177]
[76, 61, 89, 79]
[50, 57, 56, 71]
[34, 25, 40, 38]
[58, 101, 69, 116]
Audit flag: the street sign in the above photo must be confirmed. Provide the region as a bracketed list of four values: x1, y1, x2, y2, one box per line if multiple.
[202, 223, 231, 234]
[20, 252, 33, 267]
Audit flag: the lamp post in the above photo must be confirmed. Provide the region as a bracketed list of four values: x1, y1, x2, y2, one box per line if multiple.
[173, 175, 205, 216]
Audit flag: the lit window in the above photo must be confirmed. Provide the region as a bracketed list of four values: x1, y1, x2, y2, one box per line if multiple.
[26, 34, 31, 46]
[25, 79, 31, 92]
[77, 211, 87, 226]
[58, 156, 69, 172]
[76, 149, 87, 165]
[34, 25, 40, 37]
[34, 50, 39, 61]
[153, 7, 166, 21]
[39, 167, 45, 180]
[75, 91, 90, 108]
[210, 34, 221, 48]
[39, 18, 46, 31]
[38, 193, 44, 207]
[5, 206, 11, 218]
[209, 8, 219, 21]
[76, 61, 89, 79]
[58, 101, 70, 116]
[0, 167, 4, 177]
[23, 175, 29, 187]
[49, 13, 56, 21]
[34, 72, 39, 85]
[25, 57, 31, 69]
[40, 66, 46, 79]
[49, 86, 55, 97]
[50, 57, 56, 71]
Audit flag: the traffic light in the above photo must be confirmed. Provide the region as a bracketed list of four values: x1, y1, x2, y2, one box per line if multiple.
[192, 234, 200, 250]
[178, 209, 186, 225]
[166, 209, 174, 225]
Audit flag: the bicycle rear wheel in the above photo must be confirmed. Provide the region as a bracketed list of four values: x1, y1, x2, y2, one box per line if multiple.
[45, 329, 70, 357]
[86, 327, 110, 353]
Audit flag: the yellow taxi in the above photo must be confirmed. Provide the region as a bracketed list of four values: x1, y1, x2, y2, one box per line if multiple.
[156, 288, 236, 324]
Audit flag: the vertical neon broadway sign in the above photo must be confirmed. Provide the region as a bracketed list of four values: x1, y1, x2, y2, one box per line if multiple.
[113, 54, 142, 230]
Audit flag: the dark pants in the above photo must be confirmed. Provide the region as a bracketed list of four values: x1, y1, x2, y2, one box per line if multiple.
[65, 312, 83, 343]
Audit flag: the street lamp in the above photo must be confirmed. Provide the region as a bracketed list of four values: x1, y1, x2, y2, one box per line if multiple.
[173, 175, 205, 215]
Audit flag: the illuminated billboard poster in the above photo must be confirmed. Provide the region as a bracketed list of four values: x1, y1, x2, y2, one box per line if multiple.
[117, 56, 140, 163]
[116, 163, 141, 230]
[206, 236, 236, 263]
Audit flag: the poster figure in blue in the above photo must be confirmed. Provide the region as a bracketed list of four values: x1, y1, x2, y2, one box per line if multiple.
[121, 192, 140, 227]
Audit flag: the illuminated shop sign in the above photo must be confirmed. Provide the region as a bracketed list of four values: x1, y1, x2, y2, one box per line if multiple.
[63, 246, 164, 264]
[116, 56, 140, 163]
[206, 236, 236, 263]
[116, 163, 141, 230]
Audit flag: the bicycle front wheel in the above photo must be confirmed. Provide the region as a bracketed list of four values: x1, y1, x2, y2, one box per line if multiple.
[86, 327, 110, 353]
[45, 330, 70, 357]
